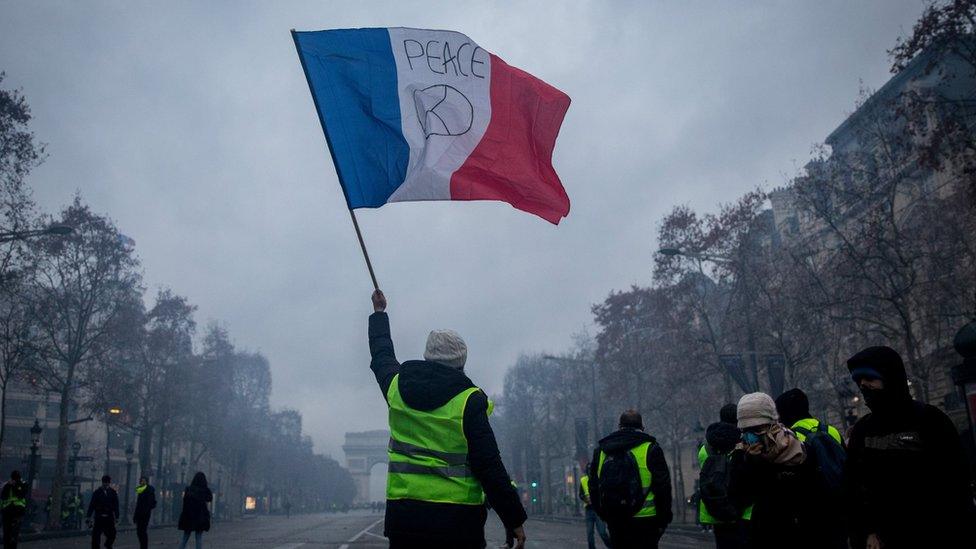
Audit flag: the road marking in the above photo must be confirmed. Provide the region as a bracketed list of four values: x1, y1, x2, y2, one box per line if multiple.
[270, 544, 305, 549]
[338, 517, 384, 549]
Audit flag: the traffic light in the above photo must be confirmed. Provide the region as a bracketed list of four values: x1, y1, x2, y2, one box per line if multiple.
[530, 481, 538, 488]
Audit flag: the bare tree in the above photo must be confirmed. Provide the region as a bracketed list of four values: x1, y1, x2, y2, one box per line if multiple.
[28, 197, 141, 529]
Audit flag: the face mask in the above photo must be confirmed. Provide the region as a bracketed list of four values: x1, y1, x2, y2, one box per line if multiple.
[742, 431, 762, 445]
[860, 387, 887, 410]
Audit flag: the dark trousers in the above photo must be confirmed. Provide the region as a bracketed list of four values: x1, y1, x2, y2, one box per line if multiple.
[91, 516, 116, 549]
[135, 517, 150, 549]
[2, 511, 22, 549]
[713, 521, 750, 549]
[389, 537, 485, 549]
[586, 507, 612, 549]
[607, 518, 663, 549]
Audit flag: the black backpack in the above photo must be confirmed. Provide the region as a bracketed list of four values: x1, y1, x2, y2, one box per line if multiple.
[699, 450, 740, 522]
[793, 420, 845, 495]
[594, 448, 649, 521]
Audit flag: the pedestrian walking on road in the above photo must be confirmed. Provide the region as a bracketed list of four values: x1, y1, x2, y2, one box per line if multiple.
[368, 290, 527, 549]
[86, 475, 119, 549]
[579, 467, 612, 549]
[729, 393, 846, 549]
[177, 472, 213, 549]
[1, 470, 28, 549]
[844, 346, 976, 549]
[588, 410, 672, 549]
[698, 411, 752, 549]
[132, 476, 156, 549]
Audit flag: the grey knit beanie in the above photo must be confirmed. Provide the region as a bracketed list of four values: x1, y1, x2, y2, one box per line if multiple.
[424, 330, 467, 370]
[737, 392, 778, 429]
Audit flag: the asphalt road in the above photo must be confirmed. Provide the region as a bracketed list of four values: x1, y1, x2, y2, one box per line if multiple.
[19, 511, 712, 548]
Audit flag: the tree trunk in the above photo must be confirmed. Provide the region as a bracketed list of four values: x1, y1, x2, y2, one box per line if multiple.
[47, 374, 74, 530]
[104, 422, 112, 476]
[155, 423, 165, 524]
[0, 378, 8, 461]
[138, 422, 152, 477]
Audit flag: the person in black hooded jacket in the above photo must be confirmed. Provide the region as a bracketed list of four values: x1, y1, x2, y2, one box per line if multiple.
[369, 290, 526, 549]
[844, 345, 975, 549]
[588, 410, 672, 549]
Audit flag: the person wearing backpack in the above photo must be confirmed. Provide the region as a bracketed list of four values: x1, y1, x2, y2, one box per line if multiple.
[844, 346, 975, 549]
[775, 389, 844, 447]
[588, 410, 672, 549]
[698, 420, 752, 549]
[728, 393, 846, 549]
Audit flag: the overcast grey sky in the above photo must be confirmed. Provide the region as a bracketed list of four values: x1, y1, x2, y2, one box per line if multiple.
[0, 0, 924, 458]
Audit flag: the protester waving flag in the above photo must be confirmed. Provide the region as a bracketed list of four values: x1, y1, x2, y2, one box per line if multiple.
[292, 27, 571, 225]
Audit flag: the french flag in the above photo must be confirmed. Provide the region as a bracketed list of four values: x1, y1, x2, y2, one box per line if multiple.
[292, 28, 571, 224]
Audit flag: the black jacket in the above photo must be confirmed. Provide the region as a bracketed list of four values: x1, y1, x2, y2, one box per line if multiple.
[86, 486, 119, 520]
[0, 480, 28, 518]
[730, 443, 846, 549]
[369, 312, 526, 546]
[177, 485, 212, 532]
[844, 349, 975, 548]
[588, 428, 673, 526]
[133, 485, 156, 521]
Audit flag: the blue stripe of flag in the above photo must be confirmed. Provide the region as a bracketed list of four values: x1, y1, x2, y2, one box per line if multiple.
[293, 29, 409, 209]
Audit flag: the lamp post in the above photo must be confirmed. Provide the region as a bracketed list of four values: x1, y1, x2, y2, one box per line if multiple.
[952, 321, 976, 451]
[26, 419, 42, 527]
[180, 457, 187, 485]
[71, 442, 82, 485]
[123, 445, 134, 523]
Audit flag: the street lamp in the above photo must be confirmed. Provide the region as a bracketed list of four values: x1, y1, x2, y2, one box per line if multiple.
[71, 441, 82, 485]
[0, 224, 74, 244]
[180, 458, 187, 485]
[26, 419, 42, 528]
[952, 321, 976, 451]
[124, 445, 134, 523]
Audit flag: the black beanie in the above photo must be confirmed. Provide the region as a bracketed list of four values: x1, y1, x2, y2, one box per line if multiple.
[775, 388, 810, 427]
[719, 403, 738, 425]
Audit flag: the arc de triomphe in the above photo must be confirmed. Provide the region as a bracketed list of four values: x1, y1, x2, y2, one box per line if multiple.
[343, 430, 389, 503]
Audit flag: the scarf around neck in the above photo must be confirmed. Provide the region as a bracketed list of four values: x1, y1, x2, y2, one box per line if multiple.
[746, 422, 806, 465]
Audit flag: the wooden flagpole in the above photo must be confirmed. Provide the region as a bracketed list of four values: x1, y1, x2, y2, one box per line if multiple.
[293, 28, 380, 291]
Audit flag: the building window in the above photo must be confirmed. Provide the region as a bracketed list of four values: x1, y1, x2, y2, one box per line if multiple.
[6, 399, 38, 419]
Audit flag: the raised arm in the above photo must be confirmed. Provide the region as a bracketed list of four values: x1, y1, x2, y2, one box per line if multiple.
[369, 290, 400, 399]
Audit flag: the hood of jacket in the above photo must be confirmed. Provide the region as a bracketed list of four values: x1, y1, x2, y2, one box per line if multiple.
[598, 428, 656, 454]
[847, 346, 913, 415]
[705, 421, 741, 454]
[397, 360, 477, 411]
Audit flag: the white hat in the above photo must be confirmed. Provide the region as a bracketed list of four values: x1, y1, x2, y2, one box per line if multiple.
[424, 330, 467, 370]
[737, 392, 779, 429]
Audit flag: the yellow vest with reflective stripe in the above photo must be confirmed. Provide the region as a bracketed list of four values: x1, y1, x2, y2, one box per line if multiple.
[1, 482, 26, 511]
[790, 418, 843, 445]
[697, 444, 752, 524]
[386, 374, 485, 505]
[580, 474, 591, 501]
[597, 441, 656, 517]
